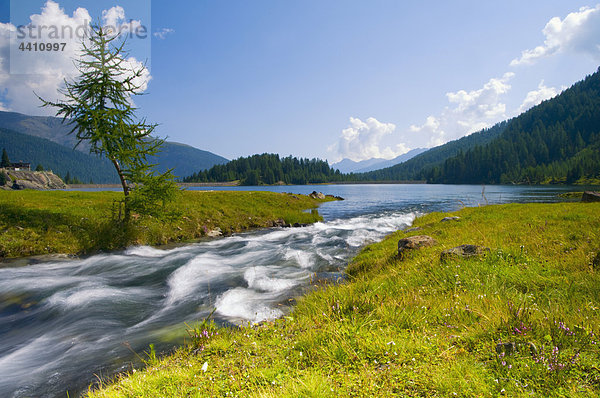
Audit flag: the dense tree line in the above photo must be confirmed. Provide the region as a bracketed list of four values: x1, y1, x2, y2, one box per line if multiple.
[184, 153, 350, 185]
[62, 171, 84, 185]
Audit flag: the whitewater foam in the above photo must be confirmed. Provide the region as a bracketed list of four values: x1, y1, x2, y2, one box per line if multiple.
[283, 248, 314, 268]
[125, 246, 170, 258]
[46, 285, 150, 309]
[165, 253, 235, 305]
[215, 287, 284, 324]
[243, 268, 298, 292]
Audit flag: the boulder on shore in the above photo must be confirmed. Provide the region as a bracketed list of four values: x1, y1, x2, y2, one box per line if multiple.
[397, 235, 437, 257]
[441, 244, 490, 262]
[325, 194, 345, 201]
[269, 218, 291, 228]
[309, 191, 326, 200]
[581, 191, 600, 203]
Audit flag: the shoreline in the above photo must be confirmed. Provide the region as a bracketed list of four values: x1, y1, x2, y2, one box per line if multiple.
[64, 181, 426, 189]
[0, 221, 322, 268]
[66, 181, 241, 189]
[62, 181, 600, 189]
[0, 190, 337, 261]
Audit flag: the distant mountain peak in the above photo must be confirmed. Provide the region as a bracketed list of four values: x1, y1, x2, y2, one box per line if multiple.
[332, 148, 427, 173]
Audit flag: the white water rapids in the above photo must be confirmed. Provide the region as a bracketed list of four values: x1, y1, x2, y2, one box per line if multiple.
[0, 209, 415, 398]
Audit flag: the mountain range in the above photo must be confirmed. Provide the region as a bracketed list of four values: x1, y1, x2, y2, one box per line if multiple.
[0, 111, 228, 183]
[331, 148, 427, 174]
[2, 66, 599, 186]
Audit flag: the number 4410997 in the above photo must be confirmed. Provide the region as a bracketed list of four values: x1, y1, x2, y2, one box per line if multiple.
[18, 42, 67, 52]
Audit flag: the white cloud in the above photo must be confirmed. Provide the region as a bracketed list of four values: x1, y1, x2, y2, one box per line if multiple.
[154, 28, 175, 40]
[407, 4, 599, 148]
[0, 1, 151, 115]
[328, 117, 409, 162]
[409, 116, 444, 147]
[519, 81, 560, 112]
[111, 56, 152, 94]
[511, 5, 600, 65]
[102, 6, 125, 29]
[102, 6, 142, 38]
[0, 1, 91, 114]
[409, 73, 514, 147]
[329, 4, 597, 155]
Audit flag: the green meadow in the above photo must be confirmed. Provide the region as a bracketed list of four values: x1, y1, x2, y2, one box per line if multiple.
[86, 202, 600, 397]
[0, 190, 328, 259]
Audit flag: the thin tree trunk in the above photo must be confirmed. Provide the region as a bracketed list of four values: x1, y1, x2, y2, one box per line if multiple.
[110, 157, 130, 221]
[110, 157, 129, 196]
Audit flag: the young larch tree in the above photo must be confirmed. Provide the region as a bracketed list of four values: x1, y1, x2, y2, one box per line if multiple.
[39, 24, 177, 221]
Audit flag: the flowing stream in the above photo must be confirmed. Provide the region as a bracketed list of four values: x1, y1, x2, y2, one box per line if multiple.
[0, 184, 585, 397]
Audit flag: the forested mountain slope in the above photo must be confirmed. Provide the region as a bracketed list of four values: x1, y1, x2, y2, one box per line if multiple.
[422, 67, 600, 184]
[360, 122, 508, 181]
[0, 111, 228, 181]
[0, 127, 118, 183]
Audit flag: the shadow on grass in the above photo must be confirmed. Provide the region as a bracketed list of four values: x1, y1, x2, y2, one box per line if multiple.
[0, 203, 139, 254]
[0, 203, 80, 229]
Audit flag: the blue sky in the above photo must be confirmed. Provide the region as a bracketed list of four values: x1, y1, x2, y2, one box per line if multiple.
[1, 1, 600, 163]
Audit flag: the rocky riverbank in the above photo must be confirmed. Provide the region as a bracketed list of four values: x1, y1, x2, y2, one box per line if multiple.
[0, 169, 66, 190]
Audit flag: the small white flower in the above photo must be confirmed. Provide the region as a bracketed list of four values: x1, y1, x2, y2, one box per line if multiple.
[201, 362, 208, 372]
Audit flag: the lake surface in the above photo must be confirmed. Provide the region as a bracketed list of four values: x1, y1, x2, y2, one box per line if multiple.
[0, 184, 588, 397]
